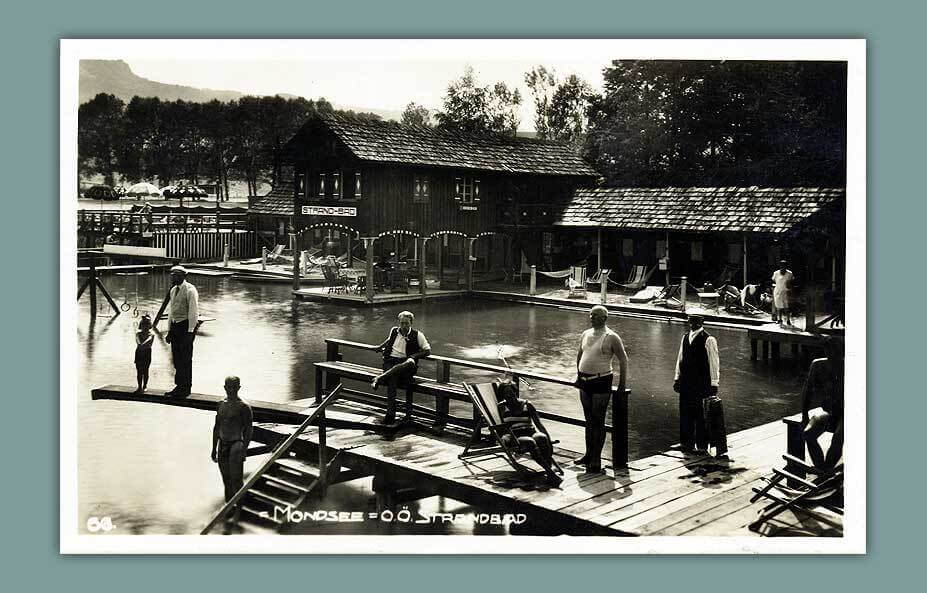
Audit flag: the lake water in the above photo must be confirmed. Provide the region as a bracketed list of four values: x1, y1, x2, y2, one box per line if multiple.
[76, 271, 805, 534]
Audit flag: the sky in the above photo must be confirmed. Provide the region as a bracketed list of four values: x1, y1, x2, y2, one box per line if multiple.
[127, 56, 610, 132]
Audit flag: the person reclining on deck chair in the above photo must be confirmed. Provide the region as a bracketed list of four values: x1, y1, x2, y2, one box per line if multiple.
[496, 379, 564, 486]
[802, 337, 845, 473]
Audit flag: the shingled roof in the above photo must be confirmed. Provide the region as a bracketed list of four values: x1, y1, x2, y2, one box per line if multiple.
[289, 113, 598, 177]
[249, 182, 294, 216]
[557, 187, 845, 234]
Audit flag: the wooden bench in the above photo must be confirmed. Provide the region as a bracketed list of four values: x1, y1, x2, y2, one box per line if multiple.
[314, 360, 475, 435]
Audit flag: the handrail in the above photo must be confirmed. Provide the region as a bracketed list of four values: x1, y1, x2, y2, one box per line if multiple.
[200, 384, 344, 535]
[323, 337, 632, 468]
[326, 337, 581, 388]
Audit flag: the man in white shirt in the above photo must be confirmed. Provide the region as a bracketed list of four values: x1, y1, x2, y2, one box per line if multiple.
[165, 266, 199, 397]
[574, 305, 629, 474]
[372, 311, 431, 424]
[673, 313, 720, 453]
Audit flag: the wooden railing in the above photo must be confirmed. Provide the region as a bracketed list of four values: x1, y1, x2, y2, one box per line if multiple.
[323, 338, 631, 468]
[77, 210, 250, 235]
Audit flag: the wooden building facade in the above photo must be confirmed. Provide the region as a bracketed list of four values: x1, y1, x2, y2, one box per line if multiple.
[282, 114, 597, 269]
[544, 186, 846, 296]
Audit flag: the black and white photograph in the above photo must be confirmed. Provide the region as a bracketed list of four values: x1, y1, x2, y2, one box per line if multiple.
[60, 39, 865, 553]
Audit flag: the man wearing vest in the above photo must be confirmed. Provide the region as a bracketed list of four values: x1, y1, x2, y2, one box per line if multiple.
[673, 313, 720, 453]
[165, 265, 199, 398]
[372, 311, 431, 424]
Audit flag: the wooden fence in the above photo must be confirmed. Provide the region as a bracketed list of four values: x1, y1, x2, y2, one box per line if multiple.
[151, 230, 256, 262]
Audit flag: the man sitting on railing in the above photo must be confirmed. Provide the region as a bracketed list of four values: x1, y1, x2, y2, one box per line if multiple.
[497, 379, 563, 487]
[371, 311, 432, 425]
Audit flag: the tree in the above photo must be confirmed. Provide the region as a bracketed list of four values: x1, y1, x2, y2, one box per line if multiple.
[78, 93, 125, 186]
[401, 102, 432, 127]
[525, 66, 591, 146]
[435, 66, 522, 136]
[583, 60, 847, 187]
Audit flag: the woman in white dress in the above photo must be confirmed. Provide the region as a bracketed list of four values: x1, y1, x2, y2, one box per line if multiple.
[771, 259, 794, 325]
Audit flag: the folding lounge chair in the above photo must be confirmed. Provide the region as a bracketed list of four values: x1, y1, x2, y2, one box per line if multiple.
[460, 382, 546, 479]
[749, 455, 844, 533]
[618, 265, 656, 292]
[567, 266, 587, 298]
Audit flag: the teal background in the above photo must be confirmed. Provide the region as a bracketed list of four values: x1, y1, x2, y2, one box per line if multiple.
[4, 0, 918, 588]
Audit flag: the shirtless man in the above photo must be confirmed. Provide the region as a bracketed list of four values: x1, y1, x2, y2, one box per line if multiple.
[574, 305, 629, 473]
[211, 376, 254, 512]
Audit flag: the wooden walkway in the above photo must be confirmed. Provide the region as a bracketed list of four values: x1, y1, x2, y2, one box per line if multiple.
[293, 286, 466, 305]
[92, 385, 842, 537]
[255, 405, 841, 537]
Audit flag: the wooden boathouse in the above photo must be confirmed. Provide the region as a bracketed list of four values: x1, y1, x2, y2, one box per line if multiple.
[279, 113, 598, 297]
[91, 338, 841, 537]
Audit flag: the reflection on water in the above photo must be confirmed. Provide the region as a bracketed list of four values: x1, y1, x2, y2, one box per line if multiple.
[77, 272, 807, 534]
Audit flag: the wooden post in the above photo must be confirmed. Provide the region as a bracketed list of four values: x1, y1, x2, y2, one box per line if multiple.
[347, 234, 353, 268]
[529, 265, 537, 296]
[291, 233, 300, 291]
[680, 276, 688, 311]
[805, 261, 816, 330]
[261, 246, 267, 270]
[596, 228, 603, 276]
[743, 235, 748, 287]
[436, 236, 444, 283]
[88, 261, 98, 319]
[600, 269, 609, 304]
[611, 388, 629, 470]
[419, 237, 427, 300]
[223, 241, 229, 267]
[665, 232, 671, 287]
[466, 237, 475, 292]
[394, 234, 399, 269]
[365, 237, 375, 304]
[153, 288, 172, 328]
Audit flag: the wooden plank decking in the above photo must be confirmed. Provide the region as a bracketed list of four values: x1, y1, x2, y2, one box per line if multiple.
[92, 385, 842, 537]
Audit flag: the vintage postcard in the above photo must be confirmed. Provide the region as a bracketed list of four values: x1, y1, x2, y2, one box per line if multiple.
[61, 39, 865, 553]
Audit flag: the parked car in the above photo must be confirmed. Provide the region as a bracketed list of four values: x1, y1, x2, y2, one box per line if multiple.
[85, 185, 118, 201]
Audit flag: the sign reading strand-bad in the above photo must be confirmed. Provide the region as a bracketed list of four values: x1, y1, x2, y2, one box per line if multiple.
[302, 206, 358, 217]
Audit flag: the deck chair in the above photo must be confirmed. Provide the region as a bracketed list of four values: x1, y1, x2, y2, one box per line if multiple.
[266, 244, 286, 262]
[460, 382, 546, 480]
[617, 265, 656, 291]
[586, 268, 610, 286]
[321, 265, 347, 294]
[749, 455, 844, 533]
[567, 266, 587, 298]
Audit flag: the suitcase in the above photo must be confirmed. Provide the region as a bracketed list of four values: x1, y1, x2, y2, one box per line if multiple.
[703, 395, 729, 456]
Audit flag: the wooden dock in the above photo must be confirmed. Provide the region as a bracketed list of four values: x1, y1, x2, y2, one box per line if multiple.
[748, 325, 842, 361]
[293, 286, 467, 305]
[91, 385, 841, 537]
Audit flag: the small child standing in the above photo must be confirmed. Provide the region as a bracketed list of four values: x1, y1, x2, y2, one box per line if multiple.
[134, 315, 154, 393]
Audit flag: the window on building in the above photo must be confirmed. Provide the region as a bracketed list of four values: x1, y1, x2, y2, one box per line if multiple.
[316, 171, 344, 200]
[656, 240, 667, 259]
[297, 174, 306, 198]
[691, 241, 704, 262]
[413, 175, 430, 203]
[622, 238, 634, 257]
[454, 176, 481, 204]
[727, 243, 742, 265]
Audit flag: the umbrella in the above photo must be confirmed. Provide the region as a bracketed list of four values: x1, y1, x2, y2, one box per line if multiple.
[126, 182, 162, 198]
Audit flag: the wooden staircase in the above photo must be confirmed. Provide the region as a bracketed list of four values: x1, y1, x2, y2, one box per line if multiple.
[201, 385, 347, 535]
